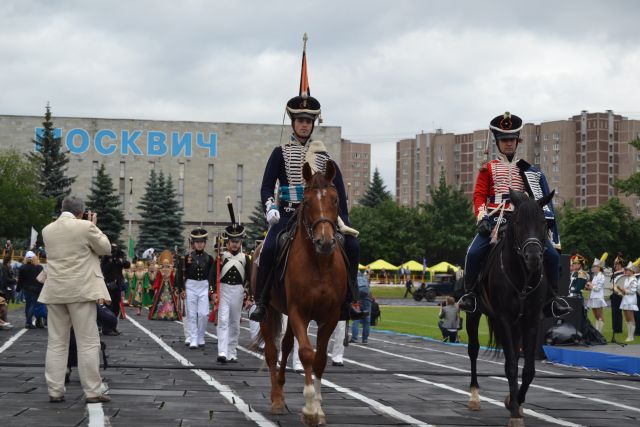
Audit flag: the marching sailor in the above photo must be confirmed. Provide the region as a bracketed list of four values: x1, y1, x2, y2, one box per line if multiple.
[620, 262, 639, 342]
[215, 200, 251, 363]
[249, 93, 367, 322]
[458, 112, 571, 317]
[610, 253, 626, 336]
[176, 228, 215, 349]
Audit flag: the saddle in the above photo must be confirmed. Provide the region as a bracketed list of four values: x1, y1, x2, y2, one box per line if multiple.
[269, 211, 350, 311]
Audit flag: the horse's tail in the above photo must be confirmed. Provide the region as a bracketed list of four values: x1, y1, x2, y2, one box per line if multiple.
[249, 307, 283, 353]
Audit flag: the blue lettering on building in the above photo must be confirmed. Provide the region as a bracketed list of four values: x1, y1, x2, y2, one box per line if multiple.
[36, 127, 218, 158]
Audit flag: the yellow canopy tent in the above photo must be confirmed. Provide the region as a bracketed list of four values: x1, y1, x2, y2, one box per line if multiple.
[429, 261, 460, 273]
[399, 260, 423, 271]
[367, 259, 399, 270]
[358, 264, 367, 270]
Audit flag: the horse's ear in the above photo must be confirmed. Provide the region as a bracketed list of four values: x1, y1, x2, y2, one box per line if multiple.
[325, 160, 336, 183]
[538, 190, 555, 208]
[303, 162, 313, 183]
[509, 189, 528, 208]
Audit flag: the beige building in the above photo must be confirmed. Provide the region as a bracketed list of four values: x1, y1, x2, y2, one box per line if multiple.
[396, 110, 640, 216]
[340, 139, 371, 210]
[0, 114, 346, 244]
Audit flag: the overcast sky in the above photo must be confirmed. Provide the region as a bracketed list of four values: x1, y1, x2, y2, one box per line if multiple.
[1, 0, 639, 192]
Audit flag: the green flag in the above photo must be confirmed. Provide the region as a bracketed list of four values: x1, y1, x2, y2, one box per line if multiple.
[128, 237, 135, 260]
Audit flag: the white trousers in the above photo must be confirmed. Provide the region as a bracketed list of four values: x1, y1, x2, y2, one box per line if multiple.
[329, 320, 346, 363]
[216, 283, 244, 359]
[186, 279, 209, 346]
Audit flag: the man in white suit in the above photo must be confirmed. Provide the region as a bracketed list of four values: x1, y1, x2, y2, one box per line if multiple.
[39, 195, 112, 403]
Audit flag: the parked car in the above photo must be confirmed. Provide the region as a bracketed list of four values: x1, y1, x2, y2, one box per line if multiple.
[413, 273, 462, 302]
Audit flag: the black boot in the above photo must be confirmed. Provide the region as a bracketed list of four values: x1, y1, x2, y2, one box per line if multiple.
[544, 273, 572, 318]
[342, 272, 369, 321]
[458, 275, 478, 313]
[249, 264, 270, 322]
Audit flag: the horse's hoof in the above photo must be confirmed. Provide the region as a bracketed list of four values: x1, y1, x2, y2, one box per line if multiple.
[301, 412, 320, 427]
[271, 404, 288, 415]
[468, 400, 481, 411]
[318, 414, 327, 425]
[508, 417, 525, 427]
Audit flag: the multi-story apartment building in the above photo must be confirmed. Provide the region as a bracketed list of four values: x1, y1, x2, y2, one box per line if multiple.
[396, 110, 640, 216]
[340, 139, 371, 210]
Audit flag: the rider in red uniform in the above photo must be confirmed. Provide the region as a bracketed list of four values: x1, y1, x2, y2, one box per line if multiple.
[458, 112, 571, 317]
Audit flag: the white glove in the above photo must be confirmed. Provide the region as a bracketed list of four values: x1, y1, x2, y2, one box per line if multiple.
[266, 208, 280, 226]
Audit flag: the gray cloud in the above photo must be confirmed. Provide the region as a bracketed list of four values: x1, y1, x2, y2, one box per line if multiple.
[1, 0, 639, 191]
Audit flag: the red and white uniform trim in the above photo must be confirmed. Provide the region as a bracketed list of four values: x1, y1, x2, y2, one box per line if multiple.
[473, 155, 526, 220]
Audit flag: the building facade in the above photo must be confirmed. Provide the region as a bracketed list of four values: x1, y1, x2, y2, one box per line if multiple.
[0, 114, 345, 245]
[340, 139, 371, 210]
[396, 111, 640, 216]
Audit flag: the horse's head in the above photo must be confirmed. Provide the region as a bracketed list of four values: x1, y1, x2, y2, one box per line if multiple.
[301, 160, 339, 256]
[508, 188, 554, 272]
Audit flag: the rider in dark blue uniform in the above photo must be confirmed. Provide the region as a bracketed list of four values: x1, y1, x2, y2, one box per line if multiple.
[249, 94, 367, 322]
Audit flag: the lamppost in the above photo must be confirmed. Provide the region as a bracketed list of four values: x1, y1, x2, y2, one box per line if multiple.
[128, 177, 133, 256]
[347, 182, 351, 211]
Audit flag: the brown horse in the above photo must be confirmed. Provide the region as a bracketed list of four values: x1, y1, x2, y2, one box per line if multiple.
[254, 160, 347, 426]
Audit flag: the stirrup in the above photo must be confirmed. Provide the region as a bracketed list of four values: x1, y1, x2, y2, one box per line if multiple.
[550, 297, 572, 318]
[459, 292, 477, 313]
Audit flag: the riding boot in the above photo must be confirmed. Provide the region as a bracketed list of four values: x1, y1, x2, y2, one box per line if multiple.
[458, 274, 478, 313]
[542, 271, 572, 318]
[249, 264, 271, 322]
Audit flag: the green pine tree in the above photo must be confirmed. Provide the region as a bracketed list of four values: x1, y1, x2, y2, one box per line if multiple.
[86, 164, 125, 246]
[359, 168, 392, 208]
[421, 168, 475, 264]
[137, 169, 166, 252]
[28, 103, 75, 214]
[246, 200, 268, 244]
[160, 173, 185, 251]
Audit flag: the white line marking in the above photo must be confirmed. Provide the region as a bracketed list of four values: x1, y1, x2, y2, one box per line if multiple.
[0, 328, 28, 354]
[203, 329, 433, 426]
[87, 402, 106, 427]
[490, 376, 640, 414]
[397, 374, 583, 427]
[127, 317, 276, 427]
[582, 378, 640, 391]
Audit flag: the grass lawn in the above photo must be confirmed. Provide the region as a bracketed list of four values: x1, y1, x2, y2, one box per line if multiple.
[370, 285, 406, 299]
[7, 301, 24, 311]
[372, 305, 640, 347]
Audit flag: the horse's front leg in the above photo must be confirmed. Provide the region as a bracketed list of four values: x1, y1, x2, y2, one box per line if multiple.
[261, 309, 285, 414]
[312, 318, 338, 425]
[466, 311, 482, 411]
[289, 312, 317, 427]
[517, 317, 539, 408]
[275, 322, 294, 414]
[499, 317, 523, 426]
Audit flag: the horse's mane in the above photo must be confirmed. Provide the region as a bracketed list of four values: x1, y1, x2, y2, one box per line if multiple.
[307, 170, 331, 188]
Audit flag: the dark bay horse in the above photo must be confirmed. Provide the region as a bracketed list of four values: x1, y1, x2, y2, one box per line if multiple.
[466, 188, 555, 427]
[256, 160, 347, 426]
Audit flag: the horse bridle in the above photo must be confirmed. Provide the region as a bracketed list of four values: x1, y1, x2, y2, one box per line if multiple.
[300, 185, 338, 241]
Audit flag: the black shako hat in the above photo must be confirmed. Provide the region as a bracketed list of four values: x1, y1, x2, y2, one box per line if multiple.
[224, 223, 246, 240]
[489, 112, 524, 141]
[190, 227, 208, 242]
[286, 95, 321, 121]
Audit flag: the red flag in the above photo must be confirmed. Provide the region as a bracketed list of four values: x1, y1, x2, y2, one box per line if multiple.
[299, 33, 310, 96]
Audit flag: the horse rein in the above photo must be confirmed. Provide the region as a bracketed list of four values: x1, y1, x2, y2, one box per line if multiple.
[501, 233, 546, 319]
[300, 184, 338, 241]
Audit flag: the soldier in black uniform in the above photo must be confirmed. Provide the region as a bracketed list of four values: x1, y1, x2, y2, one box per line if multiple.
[100, 243, 130, 336]
[213, 222, 251, 363]
[175, 228, 215, 349]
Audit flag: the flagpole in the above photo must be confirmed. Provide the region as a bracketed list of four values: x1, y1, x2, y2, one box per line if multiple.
[128, 176, 133, 257]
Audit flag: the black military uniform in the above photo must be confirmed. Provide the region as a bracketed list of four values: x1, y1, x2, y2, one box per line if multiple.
[175, 228, 215, 349]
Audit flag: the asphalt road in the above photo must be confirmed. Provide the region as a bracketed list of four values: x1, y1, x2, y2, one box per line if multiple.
[1, 306, 639, 427]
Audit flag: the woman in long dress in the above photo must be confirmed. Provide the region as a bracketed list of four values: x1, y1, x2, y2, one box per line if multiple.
[149, 251, 181, 321]
[586, 255, 608, 333]
[128, 261, 150, 315]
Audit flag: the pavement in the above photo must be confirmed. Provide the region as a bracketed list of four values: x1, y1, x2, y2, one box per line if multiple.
[1, 305, 640, 426]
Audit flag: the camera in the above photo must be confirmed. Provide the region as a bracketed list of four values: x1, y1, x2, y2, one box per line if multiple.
[82, 209, 90, 220]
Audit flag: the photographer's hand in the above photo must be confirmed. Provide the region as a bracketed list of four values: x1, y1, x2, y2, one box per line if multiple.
[90, 211, 98, 225]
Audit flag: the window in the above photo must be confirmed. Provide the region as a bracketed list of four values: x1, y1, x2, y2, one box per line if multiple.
[553, 132, 560, 140]
[581, 165, 586, 174]
[236, 165, 244, 215]
[552, 165, 559, 172]
[553, 175, 559, 183]
[178, 163, 185, 208]
[207, 164, 214, 212]
[118, 161, 126, 206]
[543, 144, 548, 151]
[543, 134, 549, 141]
[363, 153, 368, 159]
[92, 161, 99, 179]
[553, 143, 560, 151]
